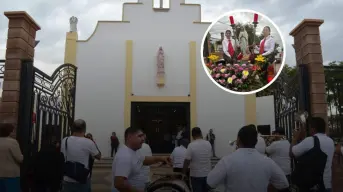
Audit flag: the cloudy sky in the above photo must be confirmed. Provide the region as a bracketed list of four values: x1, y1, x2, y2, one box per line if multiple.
[0, 0, 341, 74]
[209, 12, 282, 46]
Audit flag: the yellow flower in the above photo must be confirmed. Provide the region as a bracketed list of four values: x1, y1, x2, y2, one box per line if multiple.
[242, 70, 249, 77]
[220, 68, 226, 73]
[227, 77, 233, 84]
[208, 54, 219, 61]
[255, 55, 266, 63]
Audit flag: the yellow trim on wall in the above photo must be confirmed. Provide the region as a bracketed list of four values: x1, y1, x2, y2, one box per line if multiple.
[189, 41, 197, 129]
[123, 40, 197, 133]
[124, 40, 133, 129]
[61, 31, 78, 139]
[244, 94, 257, 125]
[64, 32, 78, 64]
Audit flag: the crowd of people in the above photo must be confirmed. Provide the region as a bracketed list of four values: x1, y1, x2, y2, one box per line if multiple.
[0, 116, 340, 192]
[0, 120, 101, 192]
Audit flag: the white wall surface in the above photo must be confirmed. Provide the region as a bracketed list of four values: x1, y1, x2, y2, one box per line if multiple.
[74, 0, 245, 157]
[256, 95, 275, 131]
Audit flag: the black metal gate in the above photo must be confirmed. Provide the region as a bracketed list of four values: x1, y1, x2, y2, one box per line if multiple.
[17, 60, 77, 165]
[273, 64, 310, 140]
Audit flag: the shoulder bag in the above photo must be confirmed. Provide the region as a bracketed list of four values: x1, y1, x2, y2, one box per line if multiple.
[64, 137, 90, 184]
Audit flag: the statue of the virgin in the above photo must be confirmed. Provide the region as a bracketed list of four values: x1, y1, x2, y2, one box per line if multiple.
[239, 27, 249, 56]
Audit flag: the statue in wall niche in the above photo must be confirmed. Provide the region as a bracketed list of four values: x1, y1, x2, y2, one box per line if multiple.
[69, 16, 78, 32]
[206, 129, 216, 157]
[156, 46, 165, 87]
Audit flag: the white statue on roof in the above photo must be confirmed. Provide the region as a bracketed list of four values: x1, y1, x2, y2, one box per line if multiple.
[69, 16, 78, 32]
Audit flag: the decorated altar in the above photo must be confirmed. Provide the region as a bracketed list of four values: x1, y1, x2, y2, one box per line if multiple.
[205, 54, 276, 92]
[204, 12, 284, 92]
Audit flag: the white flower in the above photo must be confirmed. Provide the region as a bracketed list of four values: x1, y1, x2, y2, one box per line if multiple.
[255, 75, 259, 80]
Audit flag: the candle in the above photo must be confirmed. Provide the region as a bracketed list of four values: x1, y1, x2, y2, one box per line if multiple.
[253, 14, 258, 23]
[229, 16, 234, 25]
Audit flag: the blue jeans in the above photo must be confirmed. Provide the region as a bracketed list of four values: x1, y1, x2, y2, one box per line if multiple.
[190, 177, 208, 192]
[0, 177, 21, 192]
[61, 181, 88, 192]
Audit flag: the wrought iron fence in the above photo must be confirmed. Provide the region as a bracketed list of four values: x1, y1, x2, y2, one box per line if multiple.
[31, 63, 77, 153]
[325, 65, 343, 141]
[273, 64, 310, 140]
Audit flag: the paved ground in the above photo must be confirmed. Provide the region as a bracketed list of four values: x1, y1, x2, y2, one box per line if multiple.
[91, 157, 222, 191]
[91, 166, 175, 191]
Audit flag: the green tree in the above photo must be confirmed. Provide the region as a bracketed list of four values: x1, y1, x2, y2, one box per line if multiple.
[256, 64, 296, 97]
[325, 61, 343, 114]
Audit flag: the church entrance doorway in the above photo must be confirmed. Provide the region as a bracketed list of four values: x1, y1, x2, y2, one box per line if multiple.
[131, 102, 190, 154]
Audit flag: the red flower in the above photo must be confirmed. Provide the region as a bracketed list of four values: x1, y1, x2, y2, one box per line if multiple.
[237, 53, 243, 60]
[267, 76, 274, 83]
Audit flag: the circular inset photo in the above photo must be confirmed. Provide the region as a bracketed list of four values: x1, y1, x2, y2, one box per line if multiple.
[201, 9, 286, 95]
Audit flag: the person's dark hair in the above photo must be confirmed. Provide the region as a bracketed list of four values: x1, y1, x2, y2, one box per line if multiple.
[310, 117, 326, 133]
[225, 30, 231, 34]
[274, 127, 285, 135]
[237, 125, 258, 148]
[264, 26, 271, 33]
[72, 119, 86, 133]
[180, 139, 189, 148]
[191, 127, 202, 137]
[0, 123, 14, 137]
[124, 127, 142, 139]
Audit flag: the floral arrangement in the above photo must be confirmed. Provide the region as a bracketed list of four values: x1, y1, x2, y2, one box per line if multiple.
[206, 54, 270, 92]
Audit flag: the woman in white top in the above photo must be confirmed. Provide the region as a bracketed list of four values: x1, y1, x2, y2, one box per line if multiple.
[257, 26, 276, 61]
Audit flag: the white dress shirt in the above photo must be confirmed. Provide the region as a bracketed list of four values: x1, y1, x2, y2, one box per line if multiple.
[266, 140, 291, 175]
[207, 148, 289, 191]
[137, 143, 152, 183]
[222, 38, 239, 58]
[257, 35, 275, 56]
[170, 145, 187, 168]
[292, 133, 334, 189]
[185, 139, 212, 177]
[255, 134, 267, 155]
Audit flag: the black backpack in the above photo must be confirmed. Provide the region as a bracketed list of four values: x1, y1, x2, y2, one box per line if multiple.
[292, 136, 327, 191]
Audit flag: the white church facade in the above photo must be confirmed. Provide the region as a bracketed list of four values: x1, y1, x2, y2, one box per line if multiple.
[63, 0, 264, 158]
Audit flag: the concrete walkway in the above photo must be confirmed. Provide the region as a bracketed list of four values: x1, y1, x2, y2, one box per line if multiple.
[91, 157, 222, 191]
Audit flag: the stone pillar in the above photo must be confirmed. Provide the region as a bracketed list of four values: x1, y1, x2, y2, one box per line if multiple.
[1, 11, 40, 136]
[289, 19, 327, 131]
[290, 19, 343, 192]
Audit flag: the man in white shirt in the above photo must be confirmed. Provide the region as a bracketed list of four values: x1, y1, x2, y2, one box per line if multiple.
[171, 139, 188, 173]
[291, 117, 334, 192]
[222, 30, 239, 64]
[136, 134, 152, 189]
[112, 127, 171, 192]
[176, 126, 184, 147]
[183, 127, 212, 192]
[266, 128, 291, 182]
[61, 119, 101, 192]
[207, 125, 289, 192]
